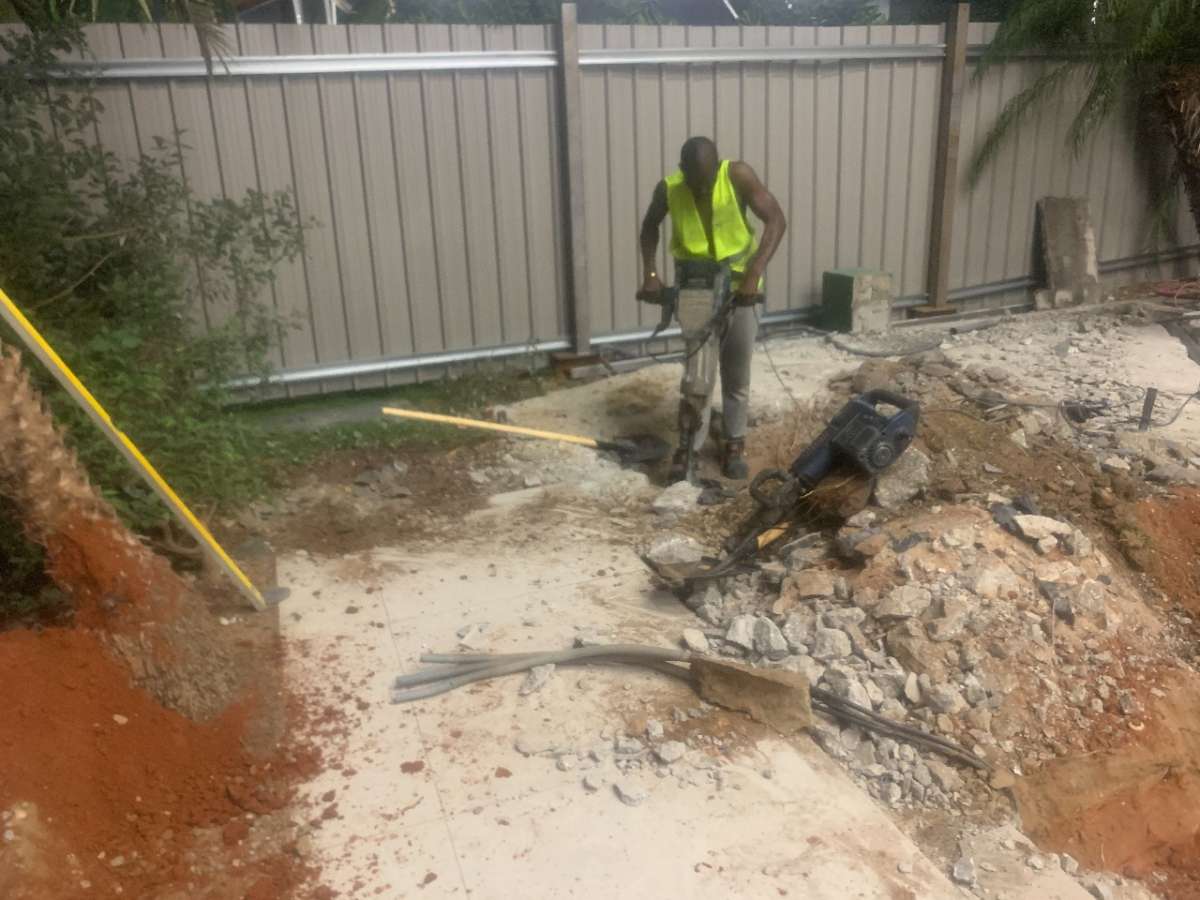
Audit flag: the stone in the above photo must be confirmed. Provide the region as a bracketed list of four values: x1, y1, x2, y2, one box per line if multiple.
[926, 617, 966, 643]
[1013, 514, 1073, 542]
[926, 759, 964, 792]
[875, 585, 933, 621]
[752, 617, 790, 660]
[903, 672, 922, 704]
[615, 736, 644, 755]
[1087, 883, 1115, 900]
[925, 683, 967, 714]
[874, 447, 932, 509]
[780, 654, 825, 687]
[897, 861, 914, 875]
[613, 781, 647, 806]
[951, 856, 977, 886]
[1148, 462, 1200, 486]
[654, 741, 687, 764]
[1118, 691, 1143, 716]
[788, 569, 838, 600]
[557, 755, 576, 772]
[811, 627, 853, 660]
[112, 714, 129, 726]
[781, 610, 817, 652]
[644, 534, 705, 566]
[681, 628, 710, 654]
[1074, 580, 1107, 618]
[822, 607, 867, 629]
[689, 585, 726, 627]
[645, 719, 665, 741]
[652, 480, 702, 515]
[515, 734, 556, 756]
[877, 699, 907, 720]
[1010, 428, 1029, 450]
[582, 773, 603, 792]
[692, 658, 813, 734]
[886, 621, 947, 680]
[725, 615, 757, 652]
[969, 561, 1021, 600]
[519, 664, 555, 696]
[823, 666, 873, 710]
[1064, 529, 1094, 558]
[1061, 853, 1079, 875]
[1027, 855, 1045, 871]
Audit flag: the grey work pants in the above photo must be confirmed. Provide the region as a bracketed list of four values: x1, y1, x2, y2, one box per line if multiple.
[691, 303, 758, 452]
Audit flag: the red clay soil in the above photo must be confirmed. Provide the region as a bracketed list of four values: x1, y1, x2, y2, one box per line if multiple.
[0, 625, 322, 899]
[1016, 673, 1200, 898]
[1126, 488, 1200, 614]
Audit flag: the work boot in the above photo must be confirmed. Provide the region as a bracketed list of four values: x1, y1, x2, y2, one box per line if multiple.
[667, 447, 689, 483]
[722, 439, 749, 480]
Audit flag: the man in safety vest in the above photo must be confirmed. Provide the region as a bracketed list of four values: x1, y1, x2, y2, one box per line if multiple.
[639, 136, 787, 481]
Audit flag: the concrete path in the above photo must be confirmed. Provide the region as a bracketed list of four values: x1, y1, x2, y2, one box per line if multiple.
[280, 525, 961, 898]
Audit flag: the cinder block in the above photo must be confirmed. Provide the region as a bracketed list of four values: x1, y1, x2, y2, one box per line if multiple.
[821, 269, 893, 333]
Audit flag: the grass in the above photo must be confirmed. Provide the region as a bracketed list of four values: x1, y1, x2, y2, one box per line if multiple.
[235, 368, 552, 480]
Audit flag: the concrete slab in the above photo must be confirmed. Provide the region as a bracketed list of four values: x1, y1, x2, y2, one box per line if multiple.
[279, 536, 963, 898]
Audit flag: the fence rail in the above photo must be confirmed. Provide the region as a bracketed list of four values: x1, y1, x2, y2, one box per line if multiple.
[5, 12, 1196, 394]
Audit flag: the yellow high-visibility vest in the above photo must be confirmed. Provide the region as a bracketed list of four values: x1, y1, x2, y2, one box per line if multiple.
[665, 159, 758, 276]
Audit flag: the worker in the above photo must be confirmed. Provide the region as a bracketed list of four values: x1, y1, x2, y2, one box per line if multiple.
[638, 136, 787, 481]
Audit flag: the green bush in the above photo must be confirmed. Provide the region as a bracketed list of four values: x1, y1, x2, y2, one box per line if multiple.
[0, 23, 306, 530]
[0, 23, 307, 619]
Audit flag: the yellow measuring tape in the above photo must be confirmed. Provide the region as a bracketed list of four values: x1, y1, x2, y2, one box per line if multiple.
[0, 286, 267, 611]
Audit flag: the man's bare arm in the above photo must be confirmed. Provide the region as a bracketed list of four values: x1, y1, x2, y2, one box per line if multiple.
[639, 181, 668, 294]
[729, 161, 786, 295]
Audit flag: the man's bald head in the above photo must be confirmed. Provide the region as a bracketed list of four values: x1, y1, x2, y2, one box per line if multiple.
[680, 136, 719, 199]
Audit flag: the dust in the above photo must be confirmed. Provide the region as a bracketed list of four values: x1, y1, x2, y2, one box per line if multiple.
[603, 372, 672, 421]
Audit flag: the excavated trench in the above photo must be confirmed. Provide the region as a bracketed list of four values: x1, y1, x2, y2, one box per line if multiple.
[1015, 675, 1200, 898]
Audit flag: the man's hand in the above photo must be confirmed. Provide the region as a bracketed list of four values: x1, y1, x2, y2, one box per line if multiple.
[638, 272, 664, 300]
[735, 267, 763, 303]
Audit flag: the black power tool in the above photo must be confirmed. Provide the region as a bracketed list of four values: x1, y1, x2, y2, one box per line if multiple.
[643, 390, 920, 589]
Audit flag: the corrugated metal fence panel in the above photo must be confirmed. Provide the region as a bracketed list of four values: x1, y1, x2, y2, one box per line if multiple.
[4, 22, 1198, 391]
[951, 22, 1200, 294]
[576, 23, 945, 331]
[66, 23, 565, 395]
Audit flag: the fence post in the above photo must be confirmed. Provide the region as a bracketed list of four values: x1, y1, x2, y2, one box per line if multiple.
[558, 2, 591, 354]
[915, 1, 970, 317]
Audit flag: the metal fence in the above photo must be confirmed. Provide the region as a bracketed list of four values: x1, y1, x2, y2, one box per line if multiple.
[14, 18, 1200, 393]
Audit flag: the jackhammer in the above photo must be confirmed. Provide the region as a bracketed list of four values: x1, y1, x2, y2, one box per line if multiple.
[643, 390, 921, 590]
[638, 260, 761, 484]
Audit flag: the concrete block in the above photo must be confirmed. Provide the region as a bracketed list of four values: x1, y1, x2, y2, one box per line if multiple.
[1037, 197, 1100, 307]
[822, 269, 893, 333]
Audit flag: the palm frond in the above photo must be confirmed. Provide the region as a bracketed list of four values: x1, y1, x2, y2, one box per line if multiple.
[968, 63, 1074, 187]
[976, 0, 1088, 81]
[1066, 60, 1126, 153]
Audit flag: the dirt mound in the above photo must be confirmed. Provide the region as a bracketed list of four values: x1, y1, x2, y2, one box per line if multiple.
[0, 625, 322, 899]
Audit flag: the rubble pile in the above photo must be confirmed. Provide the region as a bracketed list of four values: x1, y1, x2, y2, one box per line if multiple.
[940, 310, 1200, 486]
[665, 497, 1182, 812]
[648, 349, 1196, 816]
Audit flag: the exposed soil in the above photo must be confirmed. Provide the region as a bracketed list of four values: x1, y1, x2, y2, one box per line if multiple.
[235, 444, 486, 557]
[1123, 488, 1200, 614]
[1015, 673, 1200, 899]
[0, 611, 326, 899]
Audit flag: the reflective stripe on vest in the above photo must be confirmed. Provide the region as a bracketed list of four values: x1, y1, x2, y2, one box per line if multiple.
[664, 159, 757, 273]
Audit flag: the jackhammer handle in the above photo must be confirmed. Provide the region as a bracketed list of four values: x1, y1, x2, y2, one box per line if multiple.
[861, 389, 919, 411]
